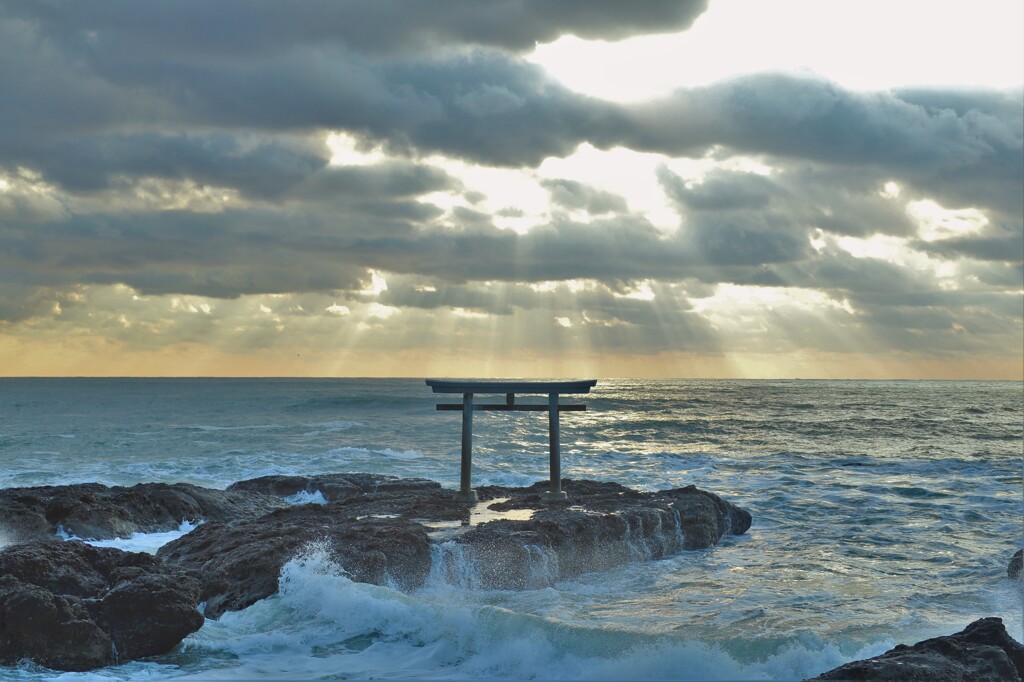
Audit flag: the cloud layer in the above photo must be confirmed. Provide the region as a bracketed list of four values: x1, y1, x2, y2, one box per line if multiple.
[0, 1, 1020, 376]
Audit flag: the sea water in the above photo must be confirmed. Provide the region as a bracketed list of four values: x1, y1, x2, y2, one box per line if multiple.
[0, 378, 1020, 680]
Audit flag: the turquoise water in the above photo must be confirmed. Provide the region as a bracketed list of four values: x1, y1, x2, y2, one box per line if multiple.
[1, 378, 1021, 680]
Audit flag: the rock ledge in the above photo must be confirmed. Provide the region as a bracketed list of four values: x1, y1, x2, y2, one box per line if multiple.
[808, 617, 1024, 681]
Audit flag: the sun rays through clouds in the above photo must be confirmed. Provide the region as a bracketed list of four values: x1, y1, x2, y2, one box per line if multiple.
[0, 0, 1020, 378]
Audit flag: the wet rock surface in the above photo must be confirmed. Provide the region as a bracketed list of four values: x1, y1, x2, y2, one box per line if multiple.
[0, 482, 285, 542]
[0, 475, 752, 628]
[0, 540, 204, 672]
[449, 479, 752, 588]
[157, 504, 432, 619]
[1010, 549, 1022, 580]
[229, 472, 464, 521]
[808, 617, 1024, 681]
[228, 472, 443, 501]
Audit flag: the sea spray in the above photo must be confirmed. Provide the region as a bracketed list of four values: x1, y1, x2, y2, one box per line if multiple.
[168, 546, 893, 681]
[423, 502, 712, 593]
[427, 541, 481, 590]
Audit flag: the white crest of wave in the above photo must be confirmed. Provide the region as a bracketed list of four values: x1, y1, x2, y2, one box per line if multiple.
[176, 542, 884, 680]
[378, 448, 422, 460]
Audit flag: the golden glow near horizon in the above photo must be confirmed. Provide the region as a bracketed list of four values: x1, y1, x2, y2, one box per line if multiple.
[1, 1, 1021, 379]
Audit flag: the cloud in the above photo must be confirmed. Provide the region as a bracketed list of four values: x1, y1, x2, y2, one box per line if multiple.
[5, 1, 709, 56]
[4, 3, 1019, 188]
[542, 178, 628, 214]
[0, 2, 1020, 373]
[24, 132, 329, 197]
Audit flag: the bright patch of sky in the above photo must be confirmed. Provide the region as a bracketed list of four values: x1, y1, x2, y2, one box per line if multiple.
[907, 200, 990, 242]
[326, 132, 387, 166]
[423, 155, 551, 234]
[530, 0, 1023, 101]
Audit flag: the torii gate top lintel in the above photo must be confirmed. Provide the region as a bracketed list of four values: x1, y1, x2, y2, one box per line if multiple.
[425, 379, 597, 394]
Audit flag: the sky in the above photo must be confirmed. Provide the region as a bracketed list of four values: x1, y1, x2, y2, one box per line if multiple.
[0, 0, 1021, 379]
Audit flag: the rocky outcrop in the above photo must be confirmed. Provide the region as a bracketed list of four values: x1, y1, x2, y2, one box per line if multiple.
[1010, 549, 1022, 580]
[157, 504, 432, 619]
[0, 482, 285, 542]
[228, 472, 443, 501]
[0, 540, 204, 671]
[156, 478, 750, 614]
[1, 475, 752, 626]
[808, 617, 1024, 681]
[442, 480, 752, 589]
[228, 472, 465, 521]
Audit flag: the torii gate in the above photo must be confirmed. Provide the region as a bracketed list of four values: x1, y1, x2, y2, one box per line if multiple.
[426, 379, 597, 503]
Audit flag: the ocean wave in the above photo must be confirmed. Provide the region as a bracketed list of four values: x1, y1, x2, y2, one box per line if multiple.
[165, 545, 893, 681]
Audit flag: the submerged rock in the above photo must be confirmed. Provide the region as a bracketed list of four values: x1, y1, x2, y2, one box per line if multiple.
[1010, 549, 1022, 580]
[157, 504, 432, 619]
[0, 540, 203, 672]
[0, 482, 285, 542]
[808, 617, 1024, 681]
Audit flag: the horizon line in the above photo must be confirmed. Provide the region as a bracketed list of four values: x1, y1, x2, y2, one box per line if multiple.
[1, 375, 1021, 383]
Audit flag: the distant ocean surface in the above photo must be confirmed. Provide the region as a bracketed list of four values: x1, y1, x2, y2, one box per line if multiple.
[1, 378, 1021, 680]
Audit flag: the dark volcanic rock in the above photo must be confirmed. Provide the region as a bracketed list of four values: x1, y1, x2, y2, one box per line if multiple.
[444, 479, 751, 589]
[1, 475, 752, 629]
[158, 503, 432, 619]
[228, 472, 443, 501]
[808, 617, 1024, 681]
[227, 472, 462, 521]
[0, 482, 285, 542]
[0, 540, 203, 671]
[1010, 549, 1023, 580]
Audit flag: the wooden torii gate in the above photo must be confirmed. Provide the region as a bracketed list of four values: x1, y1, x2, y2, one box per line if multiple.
[426, 379, 597, 503]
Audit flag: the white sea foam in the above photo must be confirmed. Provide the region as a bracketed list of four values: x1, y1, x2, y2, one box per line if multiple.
[378, 448, 423, 460]
[56, 519, 203, 554]
[166, 544, 891, 681]
[283, 490, 328, 505]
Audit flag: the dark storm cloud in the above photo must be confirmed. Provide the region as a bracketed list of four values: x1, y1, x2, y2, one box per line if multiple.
[658, 164, 917, 244]
[0, 20, 609, 169]
[913, 232, 1024, 263]
[22, 133, 329, 197]
[662, 168, 775, 211]
[284, 162, 456, 203]
[5, 1, 708, 57]
[3, 3, 1019, 185]
[628, 76, 1021, 170]
[2, 198, 806, 303]
[345, 213, 808, 285]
